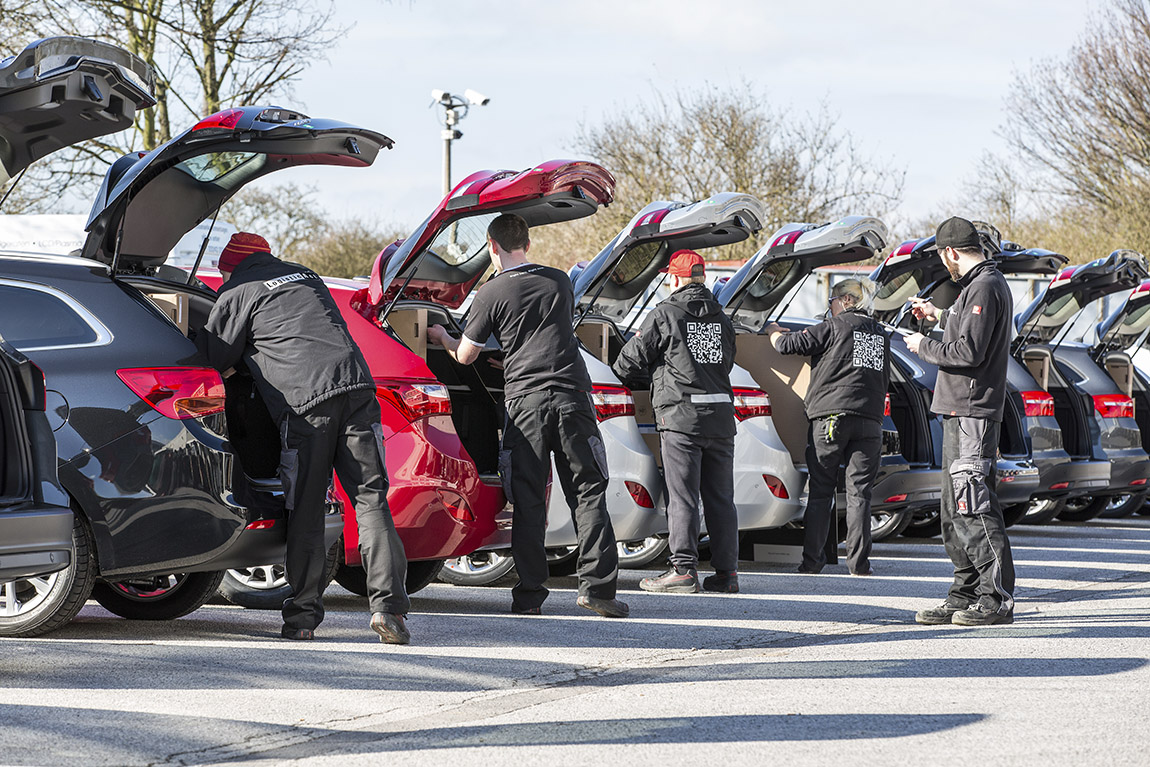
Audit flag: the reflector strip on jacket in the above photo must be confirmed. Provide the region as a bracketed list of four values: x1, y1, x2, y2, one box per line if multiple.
[690, 393, 733, 404]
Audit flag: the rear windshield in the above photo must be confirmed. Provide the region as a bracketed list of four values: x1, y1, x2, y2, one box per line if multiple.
[176, 151, 265, 188]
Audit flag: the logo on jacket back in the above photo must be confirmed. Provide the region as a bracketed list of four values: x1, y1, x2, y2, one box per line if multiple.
[264, 272, 316, 290]
[852, 330, 885, 371]
[686, 321, 723, 364]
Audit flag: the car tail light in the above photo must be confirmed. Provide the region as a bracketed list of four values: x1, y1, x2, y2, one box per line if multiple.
[1132, 478, 1148, 486]
[116, 367, 225, 419]
[1050, 481, 1070, 490]
[884, 493, 908, 503]
[1000, 476, 1015, 483]
[884, 393, 891, 417]
[245, 519, 277, 530]
[1093, 393, 1134, 419]
[1021, 390, 1055, 417]
[437, 489, 474, 521]
[733, 387, 771, 420]
[763, 474, 789, 499]
[376, 381, 452, 422]
[624, 481, 655, 509]
[192, 108, 244, 131]
[591, 384, 635, 421]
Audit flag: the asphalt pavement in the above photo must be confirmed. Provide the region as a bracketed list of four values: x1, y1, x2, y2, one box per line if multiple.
[3, 517, 1150, 766]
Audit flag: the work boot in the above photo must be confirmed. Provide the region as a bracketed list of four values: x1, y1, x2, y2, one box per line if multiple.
[280, 625, 314, 640]
[370, 612, 411, 644]
[702, 570, 739, 593]
[914, 599, 970, 625]
[952, 602, 1014, 626]
[639, 567, 700, 593]
[576, 594, 630, 618]
[796, 563, 823, 574]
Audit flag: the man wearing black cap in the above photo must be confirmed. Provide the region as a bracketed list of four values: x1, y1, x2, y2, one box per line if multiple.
[612, 250, 740, 594]
[904, 216, 1016, 626]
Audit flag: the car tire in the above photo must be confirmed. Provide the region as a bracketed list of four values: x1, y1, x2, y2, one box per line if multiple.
[617, 537, 670, 569]
[1019, 497, 1066, 525]
[438, 550, 517, 586]
[1098, 491, 1148, 519]
[218, 540, 341, 610]
[546, 546, 579, 577]
[1001, 503, 1030, 528]
[0, 512, 96, 637]
[1137, 497, 1150, 516]
[91, 570, 226, 620]
[335, 559, 444, 596]
[1056, 495, 1110, 523]
[871, 509, 914, 541]
[901, 506, 941, 539]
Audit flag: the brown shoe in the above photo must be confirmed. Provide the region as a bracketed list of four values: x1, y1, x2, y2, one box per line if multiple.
[370, 612, 411, 644]
[577, 594, 630, 618]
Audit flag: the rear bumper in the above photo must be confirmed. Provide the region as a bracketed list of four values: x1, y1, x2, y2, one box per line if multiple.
[1103, 450, 1150, 495]
[1039, 456, 1109, 499]
[0, 503, 73, 581]
[730, 416, 804, 530]
[996, 459, 1041, 506]
[191, 507, 343, 573]
[869, 463, 941, 512]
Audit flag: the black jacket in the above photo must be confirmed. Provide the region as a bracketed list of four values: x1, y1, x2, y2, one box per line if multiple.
[612, 282, 736, 438]
[774, 309, 890, 423]
[197, 252, 374, 421]
[917, 259, 1012, 421]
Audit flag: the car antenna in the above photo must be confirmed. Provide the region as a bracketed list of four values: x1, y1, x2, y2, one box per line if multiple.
[623, 272, 667, 336]
[0, 168, 28, 213]
[186, 203, 223, 284]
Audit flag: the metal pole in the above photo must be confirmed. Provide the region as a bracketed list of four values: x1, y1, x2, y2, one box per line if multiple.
[442, 126, 452, 196]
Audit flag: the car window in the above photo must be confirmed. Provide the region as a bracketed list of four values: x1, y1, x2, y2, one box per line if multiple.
[611, 241, 663, 285]
[874, 269, 923, 313]
[175, 151, 264, 187]
[0, 285, 100, 349]
[426, 213, 498, 267]
[1118, 302, 1150, 335]
[748, 259, 799, 299]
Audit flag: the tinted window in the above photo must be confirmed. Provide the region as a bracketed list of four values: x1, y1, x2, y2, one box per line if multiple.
[0, 286, 98, 348]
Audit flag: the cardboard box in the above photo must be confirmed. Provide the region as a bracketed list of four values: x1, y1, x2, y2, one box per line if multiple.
[150, 293, 188, 336]
[389, 308, 428, 359]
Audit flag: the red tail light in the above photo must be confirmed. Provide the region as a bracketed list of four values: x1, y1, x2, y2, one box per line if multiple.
[437, 489, 474, 521]
[884, 393, 891, 417]
[1093, 393, 1134, 419]
[116, 367, 225, 419]
[591, 384, 635, 421]
[1132, 478, 1148, 486]
[884, 493, 908, 503]
[733, 387, 771, 420]
[624, 480, 655, 508]
[245, 519, 277, 530]
[192, 108, 244, 131]
[763, 474, 789, 499]
[1050, 481, 1070, 490]
[1021, 390, 1055, 417]
[376, 381, 452, 422]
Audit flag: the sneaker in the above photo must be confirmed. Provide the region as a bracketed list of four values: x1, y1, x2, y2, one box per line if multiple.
[576, 594, 630, 618]
[914, 600, 969, 625]
[511, 604, 542, 616]
[702, 570, 739, 593]
[851, 565, 874, 576]
[640, 567, 699, 593]
[952, 602, 1014, 626]
[280, 625, 314, 640]
[370, 612, 411, 644]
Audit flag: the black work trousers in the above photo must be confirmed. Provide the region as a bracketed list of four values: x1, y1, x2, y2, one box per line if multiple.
[502, 388, 619, 611]
[280, 389, 409, 631]
[940, 416, 1015, 614]
[803, 414, 882, 573]
[661, 430, 739, 573]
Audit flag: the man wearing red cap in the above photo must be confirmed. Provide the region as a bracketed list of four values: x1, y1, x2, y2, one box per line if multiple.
[613, 250, 740, 594]
[198, 232, 412, 644]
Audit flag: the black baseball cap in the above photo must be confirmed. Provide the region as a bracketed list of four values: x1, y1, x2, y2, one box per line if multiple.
[935, 216, 982, 251]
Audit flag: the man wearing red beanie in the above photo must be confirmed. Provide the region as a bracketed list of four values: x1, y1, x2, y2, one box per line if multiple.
[198, 232, 412, 644]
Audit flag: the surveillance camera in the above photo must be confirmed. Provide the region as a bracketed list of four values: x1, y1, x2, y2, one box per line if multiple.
[431, 89, 449, 102]
[464, 89, 490, 106]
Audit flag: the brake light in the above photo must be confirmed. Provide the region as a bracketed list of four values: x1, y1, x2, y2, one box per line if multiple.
[1132, 478, 1148, 486]
[591, 384, 635, 421]
[1050, 481, 1070, 490]
[376, 381, 452, 422]
[885, 493, 908, 503]
[116, 367, 225, 419]
[1021, 390, 1055, 417]
[763, 475, 789, 499]
[437, 489, 474, 521]
[1093, 393, 1134, 419]
[625, 481, 655, 508]
[884, 393, 891, 417]
[733, 387, 771, 420]
[884, 239, 919, 265]
[192, 108, 244, 131]
[245, 519, 277, 530]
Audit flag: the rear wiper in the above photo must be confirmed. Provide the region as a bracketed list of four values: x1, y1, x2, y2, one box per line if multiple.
[0, 167, 28, 213]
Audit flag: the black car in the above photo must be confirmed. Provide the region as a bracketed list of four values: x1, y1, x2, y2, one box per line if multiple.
[0, 105, 390, 635]
[1013, 251, 1150, 522]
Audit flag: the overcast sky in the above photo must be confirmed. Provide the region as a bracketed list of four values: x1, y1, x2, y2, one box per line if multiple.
[276, 0, 1099, 237]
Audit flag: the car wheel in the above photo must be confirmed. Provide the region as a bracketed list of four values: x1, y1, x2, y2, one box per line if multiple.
[334, 559, 444, 596]
[1001, 503, 1030, 528]
[901, 506, 941, 538]
[91, 571, 226, 620]
[217, 540, 341, 610]
[871, 509, 914, 541]
[617, 537, 669, 569]
[438, 550, 517, 586]
[546, 546, 579, 577]
[0, 513, 95, 637]
[1098, 491, 1148, 518]
[1138, 497, 1150, 516]
[1020, 497, 1066, 525]
[1056, 495, 1110, 523]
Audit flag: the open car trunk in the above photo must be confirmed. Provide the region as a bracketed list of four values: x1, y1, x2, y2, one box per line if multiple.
[1022, 347, 1091, 459]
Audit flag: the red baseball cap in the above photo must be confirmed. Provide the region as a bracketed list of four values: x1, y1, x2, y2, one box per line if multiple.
[218, 232, 271, 272]
[661, 249, 706, 278]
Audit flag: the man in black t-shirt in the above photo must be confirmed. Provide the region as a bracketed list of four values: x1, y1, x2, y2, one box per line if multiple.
[427, 213, 628, 619]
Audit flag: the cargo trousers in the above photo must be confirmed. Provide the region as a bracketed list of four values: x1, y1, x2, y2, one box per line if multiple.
[502, 388, 619, 611]
[940, 415, 1015, 614]
[661, 430, 739, 573]
[280, 389, 409, 631]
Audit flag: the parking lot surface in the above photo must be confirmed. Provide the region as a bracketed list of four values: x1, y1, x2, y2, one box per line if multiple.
[3, 518, 1150, 766]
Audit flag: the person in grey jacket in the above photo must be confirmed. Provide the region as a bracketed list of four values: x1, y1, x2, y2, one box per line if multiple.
[613, 250, 740, 594]
[904, 216, 1016, 627]
[766, 278, 890, 576]
[197, 232, 411, 644]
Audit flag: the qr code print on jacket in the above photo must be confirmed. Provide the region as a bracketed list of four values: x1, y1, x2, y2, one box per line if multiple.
[686, 322, 724, 364]
[852, 331, 885, 370]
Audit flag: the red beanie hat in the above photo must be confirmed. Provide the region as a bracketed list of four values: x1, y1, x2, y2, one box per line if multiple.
[218, 232, 271, 272]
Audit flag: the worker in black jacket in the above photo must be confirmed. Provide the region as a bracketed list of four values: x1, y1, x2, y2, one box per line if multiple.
[766, 278, 890, 576]
[613, 250, 740, 594]
[904, 216, 1015, 627]
[197, 232, 411, 644]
